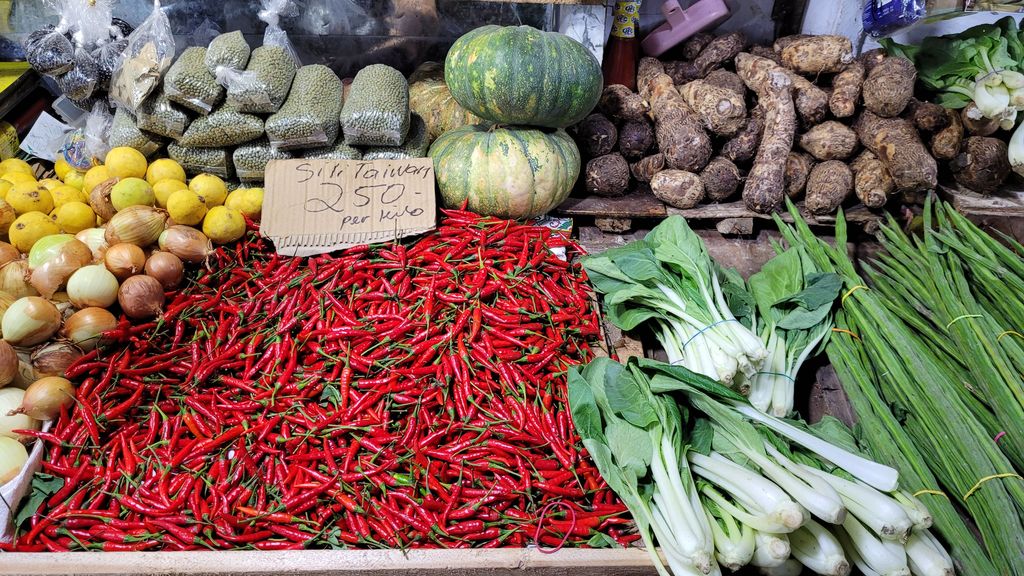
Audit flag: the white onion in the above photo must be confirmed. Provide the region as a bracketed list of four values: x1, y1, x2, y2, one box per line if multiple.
[75, 228, 109, 262]
[2, 297, 62, 348]
[0, 436, 27, 485]
[0, 387, 39, 439]
[61, 307, 118, 352]
[0, 261, 38, 299]
[29, 237, 92, 299]
[28, 234, 76, 270]
[67, 264, 119, 309]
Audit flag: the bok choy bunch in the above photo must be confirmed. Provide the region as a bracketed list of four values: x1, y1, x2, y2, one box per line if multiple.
[582, 216, 767, 391]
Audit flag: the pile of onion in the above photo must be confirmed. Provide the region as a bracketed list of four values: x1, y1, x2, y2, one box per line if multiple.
[28, 234, 92, 299]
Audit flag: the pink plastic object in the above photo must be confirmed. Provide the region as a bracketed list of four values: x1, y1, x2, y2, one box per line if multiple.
[641, 0, 731, 57]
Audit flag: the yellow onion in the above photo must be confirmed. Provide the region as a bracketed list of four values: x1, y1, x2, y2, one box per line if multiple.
[12, 376, 74, 421]
[67, 264, 119, 308]
[104, 206, 168, 247]
[61, 307, 117, 352]
[9, 360, 35, 390]
[104, 243, 146, 281]
[0, 290, 17, 327]
[0, 260, 38, 299]
[89, 178, 117, 221]
[145, 251, 184, 290]
[118, 275, 164, 319]
[0, 340, 17, 388]
[0, 241, 19, 268]
[0, 435, 27, 485]
[2, 297, 61, 348]
[158, 226, 213, 263]
[0, 199, 15, 238]
[28, 237, 92, 299]
[75, 228, 108, 262]
[30, 341, 83, 378]
[0, 388, 39, 439]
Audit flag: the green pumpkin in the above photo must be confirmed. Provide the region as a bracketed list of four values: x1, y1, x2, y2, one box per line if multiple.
[445, 25, 603, 129]
[408, 62, 483, 143]
[429, 124, 580, 219]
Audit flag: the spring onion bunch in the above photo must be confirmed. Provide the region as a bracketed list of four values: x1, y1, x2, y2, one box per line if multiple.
[777, 198, 1020, 574]
[582, 216, 767, 391]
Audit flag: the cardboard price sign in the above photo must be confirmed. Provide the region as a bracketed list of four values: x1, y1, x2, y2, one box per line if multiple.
[260, 158, 437, 256]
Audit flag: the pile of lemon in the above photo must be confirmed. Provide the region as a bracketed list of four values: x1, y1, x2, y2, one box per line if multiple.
[0, 149, 263, 253]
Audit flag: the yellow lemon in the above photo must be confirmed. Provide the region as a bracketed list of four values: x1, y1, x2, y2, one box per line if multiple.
[110, 177, 155, 211]
[50, 185, 88, 209]
[167, 189, 208, 226]
[146, 159, 186, 186]
[104, 147, 148, 180]
[225, 187, 263, 220]
[9, 212, 60, 252]
[189, 173, 228, 208]
[153, 179, 188, 208]
[1, 172, 36, 187]
[54, 157, 72, 180]
[55, 202, 96, 234]
[202, 206, 245, 244]
[0, 198, 14, 235]
[82, 165, 111, 196]
[6, 182, 54, 215]
[0, 158, 33, 177]
[62, 169, 86, 191]
[0, 180, 11, 201]
[37, 178, 62, 191]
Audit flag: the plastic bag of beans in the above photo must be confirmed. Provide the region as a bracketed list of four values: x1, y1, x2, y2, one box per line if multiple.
[110, 0, 176, 112]
[264, 65, 342, 150]
[108, 107, 163, 158]
[136, 89, 191, 140]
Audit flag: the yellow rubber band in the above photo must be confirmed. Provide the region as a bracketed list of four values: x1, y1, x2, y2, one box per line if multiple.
[831, 328, 861, 341]
[912, 489, 948, 499]
[963, 473, 1023, 501]
[946, 314, 982, 330]
[997, 330, 1024, 342]
[841, 285, 868, 305]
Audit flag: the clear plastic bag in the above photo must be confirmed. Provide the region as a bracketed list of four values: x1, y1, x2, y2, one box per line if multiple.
[234, 138, 292, 182]
[167, 142, 234, 179]
[136, 89, 191, 139]
[301, 138, 362, 160]
[58, 102, 112, 170]
[109, 106, 163, 158]
[109, 0, 176, 112]
[363, 113, 429, 160]
[164, 46, 225, 115]
[75, 0, 113, 49]
[221, 45, 296, 114]
[341, 64, 410, 147]
[178, 107, 264, 148]
[24, 2, 75, 77]
[92, 37, 128, 92]
[55, 45, 99, 102]
[206, 31, 250, 77]
[265, 64, 342, 150]
[259, 0, 300, 66]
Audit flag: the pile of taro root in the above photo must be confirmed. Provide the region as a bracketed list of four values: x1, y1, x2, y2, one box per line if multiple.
[573, 32, 1011, 216]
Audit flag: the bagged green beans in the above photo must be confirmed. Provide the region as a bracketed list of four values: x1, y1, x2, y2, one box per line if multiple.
[341, 64, 410, 146]
[265, 64, 342, 150]
[363, 114, 428, 160]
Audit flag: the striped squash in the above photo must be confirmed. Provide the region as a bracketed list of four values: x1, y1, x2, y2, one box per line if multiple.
[408, 62, 483, 143]
[429, 124, 580, 219]
[445, 25, 602, 129]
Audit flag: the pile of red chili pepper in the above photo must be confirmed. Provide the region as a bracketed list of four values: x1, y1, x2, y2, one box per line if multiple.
[8, 209, 632, 552]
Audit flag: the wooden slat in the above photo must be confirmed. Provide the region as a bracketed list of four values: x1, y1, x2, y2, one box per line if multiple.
[558, 193, 668, 218]
[3, 549, 656, 576]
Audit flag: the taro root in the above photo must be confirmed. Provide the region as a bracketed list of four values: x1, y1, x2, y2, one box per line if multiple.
[637, 57, 666, 101]
[631, 153, 665, 183]
[862, 57, 916, 118]
[951, 136, 1011, 193]
[850, 150, 894, 208]
[575, 113, 618, 158]
[664, 60, 698, 85]
[618, 120, 654, 161]
[931, 109, 964, 161]
[693, 32, 746, 78]
[649, 74, 712, 172]
[651, 170, 704, 209]
[599, 85, 649, 123]
[679, 79, 747, 136]
[909, 99, 950, 133]
[799, 121, 858, 161]
[805, 160, 853, 215]
[682, 32, 714, 60]
[855, 111, 936, 193]
[829, 61, 865, 119]
[585, 154, 630, 197]
[784, 152, 815, 200]
[704, 69, 746, 99]
[721, 106, 765, 164]
[780, 35, 854, 74]
[699, 157, 742, 202]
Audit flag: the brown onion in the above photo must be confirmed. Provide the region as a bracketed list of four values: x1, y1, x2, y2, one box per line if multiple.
[29, 238, 92, 299]
[12, 376, 75, 421]
[0, 340, 17, 387]
[0, 261, 38, 299]
[89, 178, 117, 221]
[104, 206, 167, 247]
[118, 275, 165, 319]
[61, 307, 117, 352]
[145, 251, 184, 290]
[104, 243, 146, 281]
[30, 341, 83, 378]
[0, 241, 19, 268]
[158, 226, 214, 263]
[2, 297, 61, 348]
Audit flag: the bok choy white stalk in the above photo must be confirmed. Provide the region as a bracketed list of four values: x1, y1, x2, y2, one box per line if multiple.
[836, 515, 910, 576]
[798, 464, 913, 542]
[758, 559, 803, 576]
[751, 531, 791, 568]
[789, 519, 851, 576]
[691, 453, 807, 533]
[906, 531, 955, 576]
[705, 498, 755, 570]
